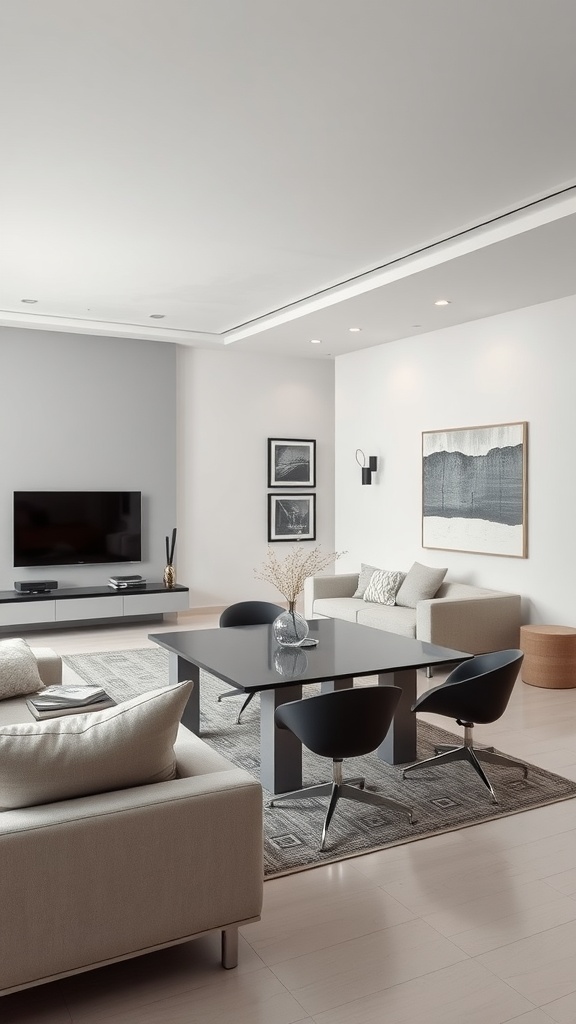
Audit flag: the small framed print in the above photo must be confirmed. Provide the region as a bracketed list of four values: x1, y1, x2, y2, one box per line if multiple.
[268, 438, 316, 487]
[268, 493, 316, 542]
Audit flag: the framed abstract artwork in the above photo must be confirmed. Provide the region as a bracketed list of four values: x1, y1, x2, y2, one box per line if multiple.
[268, 438, 316, 487]
[422, 421, 527, 557]
[268, 493, 316, 542]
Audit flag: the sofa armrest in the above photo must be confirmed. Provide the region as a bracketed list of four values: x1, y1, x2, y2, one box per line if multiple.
[0, 768, 263, 993]
[416, 594, 522, 653]
[30, 647, 62, 686]
[304, 573, 359, 617]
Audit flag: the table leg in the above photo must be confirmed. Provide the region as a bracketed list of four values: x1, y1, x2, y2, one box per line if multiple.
[320, 676, 354, 693]
[169, 653, 200, 734]
[377, 669, 417, 764]
[259, 685, 303, 794]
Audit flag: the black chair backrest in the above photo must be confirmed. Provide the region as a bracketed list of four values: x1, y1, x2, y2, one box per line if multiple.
[413, 649, 524, 725]
[275, 685, 402, 760]
[219, 600, 284, 628]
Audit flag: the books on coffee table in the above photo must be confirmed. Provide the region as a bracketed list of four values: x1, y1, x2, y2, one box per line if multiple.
[26, 685, 116, 720]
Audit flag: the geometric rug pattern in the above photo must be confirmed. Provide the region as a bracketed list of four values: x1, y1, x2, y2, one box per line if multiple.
[63, 648, 576, 878]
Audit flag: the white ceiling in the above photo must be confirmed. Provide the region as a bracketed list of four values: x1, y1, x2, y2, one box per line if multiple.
[2, 0, 576, 359]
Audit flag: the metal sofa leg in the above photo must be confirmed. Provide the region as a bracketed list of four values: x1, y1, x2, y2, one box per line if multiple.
[222, 926, 239, 969]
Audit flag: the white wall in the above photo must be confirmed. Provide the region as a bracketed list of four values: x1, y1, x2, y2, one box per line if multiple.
[177, 348, 335, 609]
[335, 292, 576, 626]
[0, 328, 177, 592]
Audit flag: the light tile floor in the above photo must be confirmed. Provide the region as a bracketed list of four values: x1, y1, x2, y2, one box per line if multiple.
[4, 615, 576, 1023]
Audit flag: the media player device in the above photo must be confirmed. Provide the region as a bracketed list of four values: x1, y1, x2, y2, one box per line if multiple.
[14, 580, 58, 594]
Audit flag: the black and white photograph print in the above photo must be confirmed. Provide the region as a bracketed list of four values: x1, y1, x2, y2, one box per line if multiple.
[268, 493, 316, 542]
[422, 421, 527, 557]
[268, 438, 316, 487]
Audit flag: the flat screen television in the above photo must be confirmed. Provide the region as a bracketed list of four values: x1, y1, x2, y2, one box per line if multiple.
[14, 491, 142, 567]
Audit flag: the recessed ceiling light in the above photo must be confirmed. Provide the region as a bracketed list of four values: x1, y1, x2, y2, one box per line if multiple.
[434, 299, 451, 306]
[348, 327, 361, 332]
[21, 298, 38, 304]
[310, 338, 322, 344]
[411, 324, 422, 329]
[149, 313, 166, 319]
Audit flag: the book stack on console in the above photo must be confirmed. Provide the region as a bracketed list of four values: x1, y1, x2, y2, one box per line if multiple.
[108, 575, 147, 589]
[26, 685, 116, 720]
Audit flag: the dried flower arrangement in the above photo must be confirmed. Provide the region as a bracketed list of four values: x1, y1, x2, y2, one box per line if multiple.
[254, 543, 342, 609]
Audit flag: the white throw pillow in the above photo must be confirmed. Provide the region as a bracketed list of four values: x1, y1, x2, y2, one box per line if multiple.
[0, 680, 193, 810]
[0, 638, 45, 700]
[363, 569, 406, 606]
[395, 562, 448, 608]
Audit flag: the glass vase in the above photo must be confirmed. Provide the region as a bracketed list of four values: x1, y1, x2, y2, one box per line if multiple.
[272, 602, 309, 647]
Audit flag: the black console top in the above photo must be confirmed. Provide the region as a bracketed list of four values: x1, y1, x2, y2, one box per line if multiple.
[0, 583, 189, 604]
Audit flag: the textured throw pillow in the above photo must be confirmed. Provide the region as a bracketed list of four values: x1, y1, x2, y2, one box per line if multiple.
[363, 569, 406, 606]
[0, 680, 193, 810]
[395, 562, 448, 608]
[352, 563, 380, 599]
[0, 637, 45, 700]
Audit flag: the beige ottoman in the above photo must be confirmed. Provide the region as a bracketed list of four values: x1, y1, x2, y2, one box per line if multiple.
[520, 624, 576, 688]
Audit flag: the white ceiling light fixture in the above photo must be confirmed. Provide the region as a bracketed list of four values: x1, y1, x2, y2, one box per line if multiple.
[310, 338, 322, 344]
[149, 313, 166, 319]
[434, 299, 451, 306]
[349, 327, 362, 332]
[21, 298, 38, 304]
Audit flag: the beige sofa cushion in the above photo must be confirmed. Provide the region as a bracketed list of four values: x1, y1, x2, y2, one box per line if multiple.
[314, 597, 366, 621]
[357, 603, 417, 637]
[0, 638, 45, 700]
[0, 680, 193, 810]
[396, 561, 447, 608]
[352, 563, 379, 598]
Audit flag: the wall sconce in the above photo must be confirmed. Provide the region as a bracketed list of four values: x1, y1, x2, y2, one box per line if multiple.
[355, 449, 378, 485]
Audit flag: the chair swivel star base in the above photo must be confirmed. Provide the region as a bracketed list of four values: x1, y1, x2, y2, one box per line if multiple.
[270, 686, 417, 851]
[271, 759, 413, 850]
[217, 688, 255, 724]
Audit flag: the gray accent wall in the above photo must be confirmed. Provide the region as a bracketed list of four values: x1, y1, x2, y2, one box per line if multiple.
[0, 328, 177, 592]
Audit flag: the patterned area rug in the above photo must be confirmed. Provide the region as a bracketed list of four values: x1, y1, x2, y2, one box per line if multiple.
[63, 648, 576, 878]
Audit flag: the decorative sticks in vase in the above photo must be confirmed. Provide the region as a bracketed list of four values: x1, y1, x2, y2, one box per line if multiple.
[164, 527, 177, 588]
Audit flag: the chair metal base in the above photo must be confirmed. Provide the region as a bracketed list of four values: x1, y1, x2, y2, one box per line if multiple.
[403, 725, 528, 804]
[217, 688, 255, 724]
[269, 761, 414, 851]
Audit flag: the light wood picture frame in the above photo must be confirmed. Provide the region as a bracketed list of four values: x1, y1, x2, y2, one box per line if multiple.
[422, 421, 528, 557]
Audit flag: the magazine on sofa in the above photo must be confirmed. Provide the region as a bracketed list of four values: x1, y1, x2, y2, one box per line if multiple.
[26, 685, 116, 719]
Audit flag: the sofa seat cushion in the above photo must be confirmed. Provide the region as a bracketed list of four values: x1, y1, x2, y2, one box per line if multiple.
[0, 680, 193, 811]
[357, 603, 417, 637]
[313, 597, 366, 622]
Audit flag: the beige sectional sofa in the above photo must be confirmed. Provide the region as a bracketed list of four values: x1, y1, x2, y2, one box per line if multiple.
[304, 570, 522, 654]
[0, 647, 263, 996]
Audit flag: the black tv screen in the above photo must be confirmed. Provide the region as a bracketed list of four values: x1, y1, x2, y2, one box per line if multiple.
[14, 491, 142, 567]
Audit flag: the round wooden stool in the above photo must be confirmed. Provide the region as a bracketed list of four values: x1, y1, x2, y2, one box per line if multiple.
[520, 624, 576, 688]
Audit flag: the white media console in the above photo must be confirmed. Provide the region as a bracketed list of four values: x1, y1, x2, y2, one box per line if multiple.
[0, 583, 189, 631]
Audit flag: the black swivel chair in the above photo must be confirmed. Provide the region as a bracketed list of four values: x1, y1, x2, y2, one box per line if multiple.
[270, 686, 414, 851]
[217, 600, 284, 723]
[403, 649, 525, 803]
